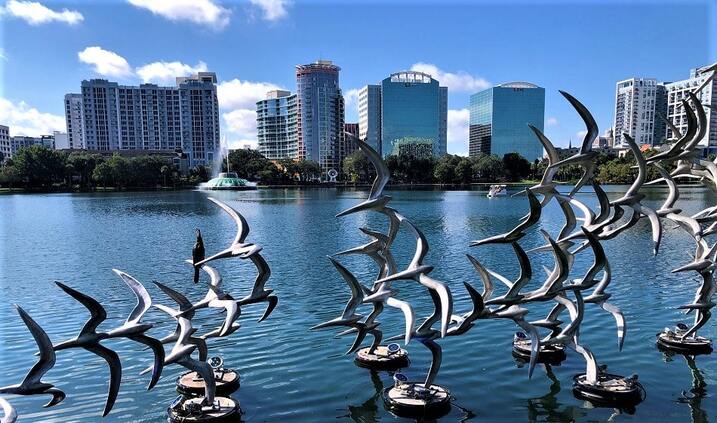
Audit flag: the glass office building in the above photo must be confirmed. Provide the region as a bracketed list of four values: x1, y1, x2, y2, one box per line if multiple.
[469, 82, 545, 162]
[377, 71, 447, 158]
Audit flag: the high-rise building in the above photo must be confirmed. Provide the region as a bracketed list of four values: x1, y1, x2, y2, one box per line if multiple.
[0, 125, 9, 161]
[256, 90, 299, 160]
[296, 60, 345, 176]
[64, 93, 85, 149]
[344, 122, 359, 142]
[613, 78, 660, 146]
[654, 84, 668, 145]
[53, 131, 69, 150]
[358, 71, 447, 158]
[358, 84, 382, 152]
[77, 72, 219, 167]
[665, 64, 717, 153]
[469, 82, 545, 161]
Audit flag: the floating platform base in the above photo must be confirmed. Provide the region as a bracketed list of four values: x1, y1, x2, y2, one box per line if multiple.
[572, 373, 645, 407]
[176, 370, 240, 397]
[512, 338, 566, 365]
[354, 345, 409, 370]
[167, 396, 241, 423]
[656, 330, 713, 355]
[383, 383, 451, 418]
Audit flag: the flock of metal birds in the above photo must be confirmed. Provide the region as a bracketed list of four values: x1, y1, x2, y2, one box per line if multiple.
[0, 197, 277, 423]
[1, 66, 717, 422]
[315, 65, 717, 402]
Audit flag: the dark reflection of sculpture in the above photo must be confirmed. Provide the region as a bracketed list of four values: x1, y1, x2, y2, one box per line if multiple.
[662, 351, 710, 423]
[341, 370, 383, 423]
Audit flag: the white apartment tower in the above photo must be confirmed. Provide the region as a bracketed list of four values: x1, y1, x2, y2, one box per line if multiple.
[613, 78, 659, 146]
[665, 64, 717, 152]
[358, 85, 382, 152]
[64, 93, 85, 149]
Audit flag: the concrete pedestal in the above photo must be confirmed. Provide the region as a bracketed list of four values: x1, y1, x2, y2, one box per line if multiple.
[382, 382, 450, 418]
[176, 370, 240, 397]
[167, 396, 241, 423]
[354, 346, 409, 370]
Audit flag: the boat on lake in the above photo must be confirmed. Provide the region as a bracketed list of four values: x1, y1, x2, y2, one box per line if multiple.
[199, 172, 258, 190]
[487, 184, 508, 197]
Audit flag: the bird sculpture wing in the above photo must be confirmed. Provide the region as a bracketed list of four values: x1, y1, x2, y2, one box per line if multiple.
[83, 343, 122, 417]
[0, 397, 17, 423]
[385, 297, 415, 345]
[112, 269, 151, 325]
[560, 90, 598, 155]
[355, 137, 389, 200]
[329, 257, 365, 319]
[418, 274, 453, 338]
[208, 197, 250, 245]
[466, 254, 494, 300]
[54, 282, 107, 337]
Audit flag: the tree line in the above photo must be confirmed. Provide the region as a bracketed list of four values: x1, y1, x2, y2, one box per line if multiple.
[0, 144, 683, 191]
[0, 145, 207, 190]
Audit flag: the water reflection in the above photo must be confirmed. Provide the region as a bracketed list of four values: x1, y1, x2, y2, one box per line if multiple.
[663, 351, 709, 423]
[342, 370, 383, 423]
[526, 365, 583, 422]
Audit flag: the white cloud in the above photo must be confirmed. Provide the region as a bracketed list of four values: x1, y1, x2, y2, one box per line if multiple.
[249, 0, 289, 21]
[2, 0, 83, 25]
[344, 88, 360, 113]
[447, 108, 469, 155]
[217, 78, 283, 110]
[78, 46, 133, 78]
[223, 109, 258, 149]
[410, 62, 490, 93]
[217, 77, 285, 149]
[136, 60, 208, 84]
[0, 98, 65, 137]
[546, 117, 558, 126]
[127, 0, 230, 29]
[574, 130, 588, 145]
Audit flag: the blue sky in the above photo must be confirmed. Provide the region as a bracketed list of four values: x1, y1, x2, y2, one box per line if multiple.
[0, 0, 714, 155]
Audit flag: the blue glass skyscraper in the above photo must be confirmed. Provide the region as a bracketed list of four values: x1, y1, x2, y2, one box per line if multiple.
[359, 71, 447, 158]
[469, 82, 545, 162]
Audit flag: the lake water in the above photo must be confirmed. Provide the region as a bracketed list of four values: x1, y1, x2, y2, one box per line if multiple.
[1, 186, 717, 422]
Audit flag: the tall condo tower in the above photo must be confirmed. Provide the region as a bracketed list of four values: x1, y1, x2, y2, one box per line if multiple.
[76, 72, 220, 167]
[613, 78, 660, 146]
[296, 60, 345, 176]
[256, 90, 299, 159]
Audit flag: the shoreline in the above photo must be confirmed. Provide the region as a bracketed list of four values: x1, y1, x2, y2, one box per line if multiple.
[1, 181, 706, 195]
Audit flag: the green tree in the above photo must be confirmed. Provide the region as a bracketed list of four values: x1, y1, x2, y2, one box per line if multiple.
[12, 145, 66, 188]
[342, 150, 371, 183]
[473, 154, 503, 182]
[296, 160, 322, 182]
[502, 153, 531, 182]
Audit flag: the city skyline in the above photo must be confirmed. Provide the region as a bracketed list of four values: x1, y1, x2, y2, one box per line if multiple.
[0, 0, 714, 156]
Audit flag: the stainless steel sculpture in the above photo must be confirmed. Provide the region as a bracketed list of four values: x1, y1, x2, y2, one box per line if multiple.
[0, 397, 16, 423]
[469, 91, 647, 406]
[2, 196, 277, 422]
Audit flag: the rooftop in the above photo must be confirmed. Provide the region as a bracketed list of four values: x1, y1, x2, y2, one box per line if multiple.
[497, 81, 541, 89]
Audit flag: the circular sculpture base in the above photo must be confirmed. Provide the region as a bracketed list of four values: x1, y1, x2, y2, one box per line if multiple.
[167, 396, 241, 423]
[354, 346, 409, 370]
[572, 373, 645, 407]
[656, 331, 713, 355]
[176, 369, 240, 397]
[512, 338, 566, 365]
[382, 383, 451, 418]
